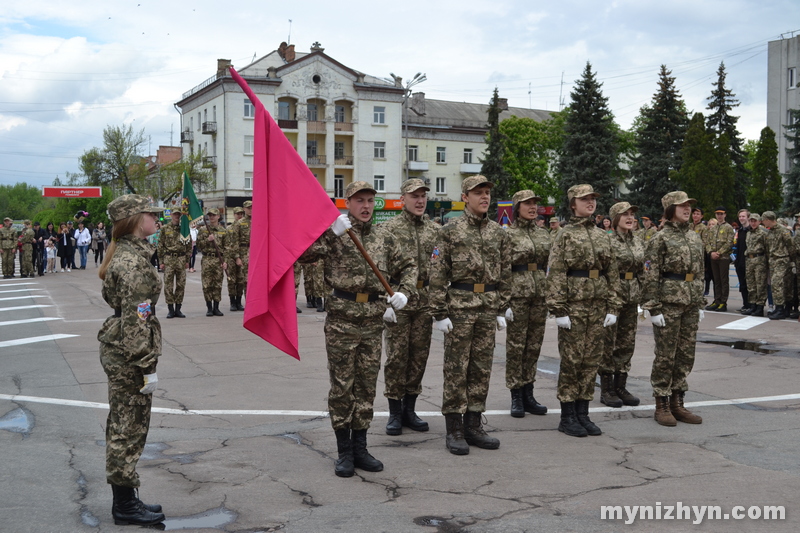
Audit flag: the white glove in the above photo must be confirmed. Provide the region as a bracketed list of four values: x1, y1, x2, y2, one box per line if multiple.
[699, 309, 704, 322]
[603, 314, 617, 328]
[331, 214, 351, 237]
[555, 316, 571, 329]
[504, 308, 514, 322]
[387, 292, 408, 310]
[383, 307, 397, 323]
[434, 318, 453, 333]
[140, 373, 158, 394]
[496, 316, 507, 330]
[650, 314, 666, 328]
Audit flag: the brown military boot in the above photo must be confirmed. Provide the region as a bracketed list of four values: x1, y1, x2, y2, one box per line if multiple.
[463, 411, 500, 449]
[615, 372, 640, 406]
[444, 413, 469, 455]
[599, 373, 623, 408]
[654, 396, 677, 426]
[670, 391, 702, 424]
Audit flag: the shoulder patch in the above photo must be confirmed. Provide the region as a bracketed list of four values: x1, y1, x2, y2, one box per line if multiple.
[431, 246, 440, 261]
[137, 302, 151, 320]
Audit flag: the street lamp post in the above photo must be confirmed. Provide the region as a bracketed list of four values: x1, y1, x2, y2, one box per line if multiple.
[396, 72, 427, 182]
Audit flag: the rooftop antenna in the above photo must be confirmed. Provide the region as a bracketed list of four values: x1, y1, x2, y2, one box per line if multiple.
[528, 82, 531, 109]
[288, 19, 292, 45]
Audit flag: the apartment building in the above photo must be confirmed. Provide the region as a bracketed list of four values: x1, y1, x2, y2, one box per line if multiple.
[767, 33, 799, 175]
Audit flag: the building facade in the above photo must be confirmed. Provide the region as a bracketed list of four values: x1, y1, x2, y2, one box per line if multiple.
[767, 34, 799, 175]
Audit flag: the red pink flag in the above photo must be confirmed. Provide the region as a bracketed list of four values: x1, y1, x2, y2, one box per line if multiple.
[230, 67, 340, 359]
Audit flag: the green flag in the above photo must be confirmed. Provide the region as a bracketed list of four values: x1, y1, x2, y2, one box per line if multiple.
[180, 171, 203, 241]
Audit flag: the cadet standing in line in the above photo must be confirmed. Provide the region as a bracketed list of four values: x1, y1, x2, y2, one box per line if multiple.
[158, 208, 191, 319]
[1, 217, 17, 278]
[229, 200, 252, 310]
[196, 208, 228, 317]
[98, 194, 165, 526]
[548, 217, 561, 235]
[429, 175, 508, 455]
[226, 207, 245, 311]
[637, 216, 657, 241]
[300, 181, 414, 478]
[598, 202, 643, 408]
[691, 207, 706, 239]
[763, 211, 795, 320]
[19, 220, 36, 278]
[546, 184, 621, 438]
[302, 261, 326, 312]
[642, 192, 705, 427]
[742, 213, 768, 317]
[500, 190, 551, 418]
[382, 178, 440, 436]
[704, 207, 734, 312]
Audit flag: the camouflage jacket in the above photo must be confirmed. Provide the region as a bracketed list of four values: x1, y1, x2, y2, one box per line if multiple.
[766, 224, 795, 260]
[636, 227, 658, 242]
[227, 216, 252, 261]
[705, 221, 734, 257]
[610, 228, 644, 306]
[793, 230, 800, 265]
[429, 208, 508, 320]
[0, 226, 17, 250]
[300, 214, 417, 321]
[197, 223, 227, 261]
[97, 235, 162, 373]
[692, 222, 707, 242]
[642, 221, 705, 314]
[500, 217, 551, 304]
[379, 209, 439, 312]
[546, 216, 622, 317]
[19, 228, 35, 248]
[157, 222, 191, 261]
[746, 226, 768, 257]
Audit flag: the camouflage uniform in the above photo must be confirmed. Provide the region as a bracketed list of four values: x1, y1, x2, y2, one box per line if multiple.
[196, 220, 227, 303]
[19, 223, 35, 277]
[300, 213, 416, 431]
[692, 222, 707, 242]
[228, 205, 252, 298]
[226, 208, 244, 305]
[745, 221, 768, 307]
[636, 224, 658, 242]
[705, 218, 734, 307]
[302, 261, 326, 299]
[765, 219, 795, 307]
[157, 219, 191, 306]
[0, 220, 17, 278]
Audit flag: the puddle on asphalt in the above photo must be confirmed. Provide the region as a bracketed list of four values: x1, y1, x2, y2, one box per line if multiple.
[141, 442, 198, 464]
[160, 506, 237, 530]
[699, 339, 780, 354]
[0, 407, 34, 436]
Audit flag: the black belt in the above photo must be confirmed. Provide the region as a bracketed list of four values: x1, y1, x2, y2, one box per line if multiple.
[511, 263, 545, 272]
[619, 272, 638, 280]
[450, 282, 497, 293]
[567, 269, 605, 279]
[114, 308, 156, 317]
[390, 277, 429, 289]
[662, 272, 696, 281]
[747, 253, 765, 258]
[332, 289, 380, 303]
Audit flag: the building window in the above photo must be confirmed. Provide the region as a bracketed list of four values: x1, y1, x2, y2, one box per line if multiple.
[308, 103, 318, 121]
[307, 140, 318, 157]
[408, 145, 418, 161]
[373, 106, 385, 124]
[335, 105, 345, 123]
[244, 136, 254, 155]
[213, 105, 216, 121]
[374, 142, 385, 159]
[334, 175, 344, 198]
[197, 112, 201, 130]
[789, 67, 797, 89]
[334, 142, 345, 159]
[436, 177, 446, 195]
[244, 172, 253, 190]
[204, 108, 207, 122]
[244, 99, 255, 118]
[436, 147, 446, 163]
[463, 148, 473, 164]
[278, 101, 290, 120]
[374, 175, 385, 192]
[190, 117, 193, 131]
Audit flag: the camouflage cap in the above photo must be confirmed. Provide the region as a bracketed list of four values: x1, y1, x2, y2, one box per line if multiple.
[567, 184, 600, 200]
[461, 175, 493, 194]
[794, 212, 800, 217]
[345, 180, 376, 198]
[243, 200, 253, 208]
[609, 201, 638, 220]
[512, 189, 542, 207]
[660, 191, 696, 209]
[206, 208, 220, 216]
[23, 219, 31, 225]
[761, 210, 777, 221]
[400, 178, 429, 194]
[107, 194, 164, 223]
[233, 207, 244, 214]
[3, 217, 11, 222]
[549, 217, 560, 225]
[749, 213, 761, 221]
[170, 207, 184, 215]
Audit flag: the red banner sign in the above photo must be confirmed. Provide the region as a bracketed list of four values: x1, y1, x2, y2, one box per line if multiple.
[42, 186, 102, 198]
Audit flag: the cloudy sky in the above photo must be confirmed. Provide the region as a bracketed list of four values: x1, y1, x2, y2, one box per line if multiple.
[1, 0, 798, 187]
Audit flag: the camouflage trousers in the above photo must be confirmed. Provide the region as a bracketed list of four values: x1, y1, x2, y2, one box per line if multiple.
[325, 314, 383, 430]
[383, 307, 433, 399]
[201, 253, 225, 301]
[100, 349, 152, 487]
[441, 311, 496, 414]
[20, 244, 33, 276]
[302, 262, 326, 298]
[505, 298, 547, 390]
[556, 300, 605, 402]
[162, 254, 187, 305]
[1, 248, 15, 276]
[599, 302, 639, 374]
[226, 260, 241, 298]
[710, 257, 731, 305]
[651, 303, 699, 397]
[769, 257, 792, 306]
[294, 262, 302, 298]
[238, 251, 250, 297]
[746, 256, 768, 306]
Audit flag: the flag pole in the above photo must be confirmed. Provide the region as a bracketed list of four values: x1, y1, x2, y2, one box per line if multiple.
[345, 229, 394, 296]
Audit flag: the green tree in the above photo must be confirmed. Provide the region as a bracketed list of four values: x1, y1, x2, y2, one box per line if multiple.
[480, 87, 513, 217]
[626, 65, 689, 216]
[79, 124, 147, 193]
[748, 127, 782, 214]
[782, 108, 800, 215]
[556, 62, 619, 217]
[499, 115, 559, 201]
[155, 151, 212, 203]
[674, 113, 714, 213]
[0, 183, 46, 220]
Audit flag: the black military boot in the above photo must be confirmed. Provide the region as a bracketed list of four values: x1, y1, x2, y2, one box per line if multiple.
[166, 304, 175, 319]
[334, 429, 354, 478]
[522, 383, 547, 415]
[206, 301, 214, 317]
[111, 485, 165, 526]
[401, 394, 429, 431]
[230, 296, 238, 312]
[174, 303, 186, 318]
[615, 372, 640, 406]
[750, 305, 765, 317]
[316, 297, 325, 312]
[463, 411, 500, 449]
[386, 399, 403, 435]
[558, 402, 588, 437]
[599, 373, 623, 408]
[444, 413, 469, 455]
[237, 296, 245, 311]
[790, 305, 800, 319]
[212, 301, 224, 316]
[306, 295, 315, 308]
[740, 304, 755, 315]
[352, 429, 383, 472]
[768, 305, 787, 320]
[575, 399, 602, 436]
[133, 488, 162, 513]
[509, 388, 525, 418]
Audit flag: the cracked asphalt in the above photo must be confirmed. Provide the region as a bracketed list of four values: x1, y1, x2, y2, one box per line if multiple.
[1, 268, 799, 532]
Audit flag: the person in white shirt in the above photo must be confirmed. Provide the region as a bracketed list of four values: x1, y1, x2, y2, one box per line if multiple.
[74, 222, 92, 269]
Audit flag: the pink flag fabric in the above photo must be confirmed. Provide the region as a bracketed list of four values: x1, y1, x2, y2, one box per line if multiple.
[230, 67, 340, 359]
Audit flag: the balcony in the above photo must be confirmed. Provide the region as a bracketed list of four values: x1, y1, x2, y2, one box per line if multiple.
[334, 121, 353, 132]
[202, 121, 217, 134]
[307, 121, 326, 133]
[180, 130, 193, 143]
[202, 156, 217, 169]
[307, 155, 327, 166]
[460, 163, 482, 174]
[405, 160, 429, 171]
[334, 155, 354, 166]
[278, 119, 298, 130]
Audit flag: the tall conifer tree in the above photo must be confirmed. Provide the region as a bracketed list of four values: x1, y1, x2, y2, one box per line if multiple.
[480, 87, 513, 217]
[748, 127, 782, 215]
[782, 109, 800, 215]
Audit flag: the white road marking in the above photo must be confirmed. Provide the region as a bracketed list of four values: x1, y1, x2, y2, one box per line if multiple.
[0, 283, 39, 287]
[0, 289, 45, 294]
[0, 334, 78, 348]
[0, 305, 54, 312]
[0, 317, 62, 327]
[2, 392, 799, 417]
[0, 295, 48, 302]
[717, 316, 771, 330]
